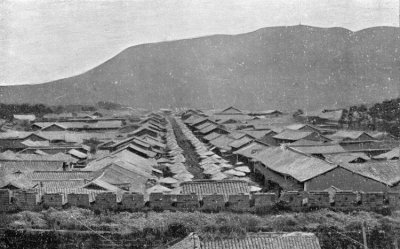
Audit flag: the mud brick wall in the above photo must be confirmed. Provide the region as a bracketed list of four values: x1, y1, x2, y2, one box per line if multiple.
[280, 191, 304, 210]
[42, 193, 63, 209]
[334, 191, 358, 209]
[360, 192, 385, 209]
[13, 191, 39, 211]
[119, 193, 144, 210]
[93, 192, 117, 210]
[149, 193, 175, 209]
[202, 194, 225, 211]
[67, 194, 90, 209]
[175, 194, 199, 209]
[307, 192, 330, 208]
[253, 193, 277, 209]
[387, 192, 400, 209]
[0, 190, 11, 212]
[227, 194, 250, 211]
[1, 190, 400, 213]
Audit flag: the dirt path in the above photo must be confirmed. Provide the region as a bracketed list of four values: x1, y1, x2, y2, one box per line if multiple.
[169, 117, 205, 179]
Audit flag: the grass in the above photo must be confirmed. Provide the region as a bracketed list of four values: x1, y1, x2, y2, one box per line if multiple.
[3, 208, 400, 248]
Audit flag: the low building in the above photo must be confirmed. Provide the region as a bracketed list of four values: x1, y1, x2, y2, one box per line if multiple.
[168, 232, 321, 249]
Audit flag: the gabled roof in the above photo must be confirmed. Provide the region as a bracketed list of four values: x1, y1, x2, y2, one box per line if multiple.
[189, 117, 209, 126]
[200, 124, 224, 135]
[41, 123, 67, 131]
[28, 171, 96, 181]
[273, 130, 314, 141]
[228, 136, 254, 149]
[289, 144, 347, 155]
[329, 130, 374, 141]
[217, 106, 244, 115]
[68, 149, 88, 159]
[324, 153, 370, 164]
[209, 135, 235, 151]
[253, 147, 336, 182]
[340, 161, 400, 186]
[169, 232, 321, 249]
[243, 130, 274, 139]
[373, 147, 400, 160]
[203, 132, 223, 141]
[0, 160, 64, 176]
[181, 180, 250, 196]
[13, 114, 36, 121]
[82, 177, 123, 192]
[285, 123, 320, 132]
[233, 141, 270, 158]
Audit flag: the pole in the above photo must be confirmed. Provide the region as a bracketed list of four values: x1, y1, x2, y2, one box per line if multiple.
[362, 221, 368, 249]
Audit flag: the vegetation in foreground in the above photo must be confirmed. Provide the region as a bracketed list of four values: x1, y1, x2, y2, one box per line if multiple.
[1, 208, 399, 248]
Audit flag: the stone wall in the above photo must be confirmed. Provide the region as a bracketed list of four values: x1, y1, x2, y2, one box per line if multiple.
[0, 190, 397, 213]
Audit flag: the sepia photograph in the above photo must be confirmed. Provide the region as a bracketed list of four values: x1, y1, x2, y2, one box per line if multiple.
[0, 0, 399, 248]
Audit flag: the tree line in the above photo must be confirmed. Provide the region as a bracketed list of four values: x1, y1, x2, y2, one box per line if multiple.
[344, 98, 400, 137]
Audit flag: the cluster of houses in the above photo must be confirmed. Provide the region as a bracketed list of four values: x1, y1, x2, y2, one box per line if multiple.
[181, 106, 400, 194]
[1, 105, 399, 206]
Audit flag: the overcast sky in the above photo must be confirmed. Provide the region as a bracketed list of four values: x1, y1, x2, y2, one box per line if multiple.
[0, 0, 398, 85]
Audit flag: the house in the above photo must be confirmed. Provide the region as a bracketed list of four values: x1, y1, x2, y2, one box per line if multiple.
[168, 232, 321, 249]
[198, 124, 228, 137]
[373, 147, 400, 160]
[243, 129, 278, 146]
[13, 115, 36, 122]
[273, 130, 330, 144]
[209, 135, 236, 154]
[233, 140, 270, 164]
[130, 127, 160, 139]
[228, 135, 254, 151]
[285, 123, 321, 133]
[41, 123, 67, 132]
[180, 180, 250, 198]
[214, 106, 244, 115]
[202, 132, 223, 142]
[328, 131, 375, 142]
[252, 147, 337, 191]
[300, 109, 344, 127]
[306, 161, 400, 192]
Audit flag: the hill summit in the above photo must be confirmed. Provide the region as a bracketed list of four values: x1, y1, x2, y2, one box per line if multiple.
[1, 25, 399, 111]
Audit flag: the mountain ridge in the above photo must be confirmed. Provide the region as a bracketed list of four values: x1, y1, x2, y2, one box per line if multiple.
[1, 25, 399, 111]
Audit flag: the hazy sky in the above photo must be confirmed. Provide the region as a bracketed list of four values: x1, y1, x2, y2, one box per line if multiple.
[1, 0, 398, 85]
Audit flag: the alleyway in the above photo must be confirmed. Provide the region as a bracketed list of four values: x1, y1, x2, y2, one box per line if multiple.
[169, 117, 205, 179]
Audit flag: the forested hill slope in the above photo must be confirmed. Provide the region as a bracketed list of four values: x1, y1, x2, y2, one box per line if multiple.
[1, 25, 399, 111]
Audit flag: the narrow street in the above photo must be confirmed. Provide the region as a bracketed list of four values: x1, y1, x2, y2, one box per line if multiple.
[169, 117, 205, 179]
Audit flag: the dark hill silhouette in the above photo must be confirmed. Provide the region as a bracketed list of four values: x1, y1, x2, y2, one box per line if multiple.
[1, 25, 399, 111]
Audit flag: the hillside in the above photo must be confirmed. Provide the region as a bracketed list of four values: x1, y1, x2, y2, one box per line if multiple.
[1, 25, 399, 111]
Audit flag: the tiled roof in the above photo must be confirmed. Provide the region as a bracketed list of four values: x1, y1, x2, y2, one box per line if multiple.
[340, 161, 400, 186]
[14, 115, 36, 121]
[289, 144, 347, 154]
[203, 132, 223, 141]
[209, 135, 235, 151]
[28, 171, 96, 181]
[329, 131, 373, 140]
[253, 147, 336, 182]
[0, 160, 64, 176]
[228, 136, 254, 149]
[233, 141, 269, 159]
[196, 121, 215, 130]
[242, 130, 273, 139]
[373, 147, 400, 160]
[201, 232, 321, 249]
[324, 153, 370, 164]
[181, 180, 250, 196]
[34, 120, 123, 130]
[200, 124, 221, 134]
[218, 106, 244, 115]
[273, 130, 314, 141]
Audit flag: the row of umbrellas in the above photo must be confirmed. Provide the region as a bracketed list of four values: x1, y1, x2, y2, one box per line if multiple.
[175, 118, 251, 180]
